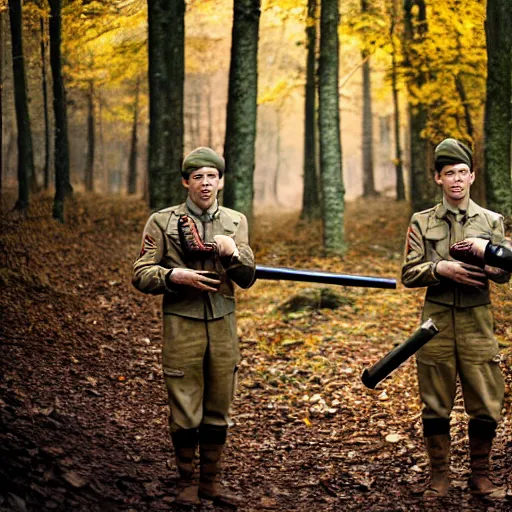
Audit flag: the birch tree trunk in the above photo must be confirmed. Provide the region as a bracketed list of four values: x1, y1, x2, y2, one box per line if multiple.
[318, 0, 346, 254]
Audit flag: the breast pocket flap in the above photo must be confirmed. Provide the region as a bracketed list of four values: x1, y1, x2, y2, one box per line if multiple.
[425, 226, 448, 241]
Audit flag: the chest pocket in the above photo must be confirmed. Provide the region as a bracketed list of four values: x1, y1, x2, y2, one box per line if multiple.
[462, 214, 497, 240]
[463, 225, 493, 241]
[214, 213, 238, 239]
[425, 225, 449, 260]
[165, 216, 182, 246]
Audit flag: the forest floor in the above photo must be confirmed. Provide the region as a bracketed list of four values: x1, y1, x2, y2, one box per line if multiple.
[1, 190, 512, 512]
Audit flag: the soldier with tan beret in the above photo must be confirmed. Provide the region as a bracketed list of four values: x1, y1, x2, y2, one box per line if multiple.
[401, 138, 510, 499]
[133, 147, 255, 508]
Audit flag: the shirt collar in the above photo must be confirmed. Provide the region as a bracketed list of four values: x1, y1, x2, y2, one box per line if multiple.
[186, 197, 219, 219]
[443, 196, 463, 215]
[436, 197, 479, 219]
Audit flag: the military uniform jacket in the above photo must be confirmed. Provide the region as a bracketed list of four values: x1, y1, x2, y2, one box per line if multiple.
[402, 199, 510, 308]
[133, 201, 256, 320]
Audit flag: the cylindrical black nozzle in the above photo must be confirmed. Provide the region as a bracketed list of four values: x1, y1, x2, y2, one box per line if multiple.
[485, 243, 512, 272]
[255, 265, 396, 289]
[361, 318, 439, 389]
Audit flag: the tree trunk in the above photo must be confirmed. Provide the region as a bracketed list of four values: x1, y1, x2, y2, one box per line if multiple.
[390, 0, 405, 201]
[361, 0, 377, 198]
[0, 10, 5, 195]
[143, 163, 149, 204]
[454, 31, 474, 145]
[273, 108, 282, 204]
[98, 96, 107, 193]
[223, 0, 261, 225]
[403, 0, 435, 212]
[40, 15, 50, 191]
[194, 91, 201, 143]
[301, 0, 321, 220]
[9, 0, 34, 211]
[318, 0, 346, 254]
[85, 80, 95, 192]
[49, 0, 72, 222]
[484, 0, 512, 215]
[147, 0, 185, 210]
[127, 77, 140, 195]
[207, 77, 213, 148]
[454, 76, 474, 142]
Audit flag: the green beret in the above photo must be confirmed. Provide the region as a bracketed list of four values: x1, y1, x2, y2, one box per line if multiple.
[434, 138, 473, 172]
[182, 147, 225, 178]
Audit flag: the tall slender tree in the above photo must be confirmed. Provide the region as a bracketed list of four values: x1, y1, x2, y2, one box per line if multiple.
[49, 0, 72, 222]
[389, 0, 405, 201]
[98, 96, 107, 192]
[8, 0, 34, 211]
[318, 0, 345, 254]
[403, 0, 435, 212]
[0, 10, 4, 194]
[40, 14, 50, 191]
[223, 0, 261, 225]
[484, 0, 512, 215]
[301, 0, 321, 220]
[361, 0, 377, 198]
[127, 76, 140, 195]
[84, 80, 95, 192]
[147, 0, 185, 210]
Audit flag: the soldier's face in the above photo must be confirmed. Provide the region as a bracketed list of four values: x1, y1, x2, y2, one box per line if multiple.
[182, 167, 221, 210]
[435, 163, 474, 204]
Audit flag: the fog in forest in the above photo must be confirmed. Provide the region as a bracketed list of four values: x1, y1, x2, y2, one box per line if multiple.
[0, 0, 402, 209]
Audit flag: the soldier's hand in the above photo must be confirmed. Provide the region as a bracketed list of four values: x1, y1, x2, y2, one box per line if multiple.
[213, 235, 237, 257]
[435, 260, 487, 287]
[464, 237, 490, 259]
[169, 268, 221, 292]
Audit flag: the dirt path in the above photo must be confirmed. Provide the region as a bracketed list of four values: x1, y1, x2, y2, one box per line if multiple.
[1, 192, 511, 511]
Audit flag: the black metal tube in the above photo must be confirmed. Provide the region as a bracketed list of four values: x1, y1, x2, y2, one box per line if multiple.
[255, 265, 396, 289]
[361, 318, 439, 389]
[485, 243, 512, 272]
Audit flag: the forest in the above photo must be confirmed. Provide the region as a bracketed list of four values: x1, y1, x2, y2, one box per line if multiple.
[1, 0, 511, 510]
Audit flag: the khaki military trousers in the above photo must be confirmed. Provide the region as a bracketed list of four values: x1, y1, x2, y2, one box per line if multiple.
[416, 301, 504, 423]
[162, 313, 240, 433]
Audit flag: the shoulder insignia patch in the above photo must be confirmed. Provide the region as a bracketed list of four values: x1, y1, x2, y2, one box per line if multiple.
[139, 233, 156, 257]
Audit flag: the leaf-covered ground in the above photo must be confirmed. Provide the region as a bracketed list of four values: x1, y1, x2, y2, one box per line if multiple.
[1, 191, 511, 512]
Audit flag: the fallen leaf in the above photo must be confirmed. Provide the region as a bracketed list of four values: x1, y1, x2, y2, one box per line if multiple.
[62, 471, 87, 488]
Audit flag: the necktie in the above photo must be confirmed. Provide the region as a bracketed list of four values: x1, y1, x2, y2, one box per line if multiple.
[450, 211, 466, 246]
[201, 212, 213, 243]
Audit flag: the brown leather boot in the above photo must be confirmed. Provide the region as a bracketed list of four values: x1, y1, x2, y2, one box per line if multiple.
[469, 435, 505, 498]
[423, 434, 450, 498]
[171, 429, 200, 508]
[198, 425, 241, 509]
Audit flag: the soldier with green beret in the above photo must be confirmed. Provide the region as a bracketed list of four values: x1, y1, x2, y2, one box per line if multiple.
[401, 138, 510, 499]
[133, 147, 255, 508]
